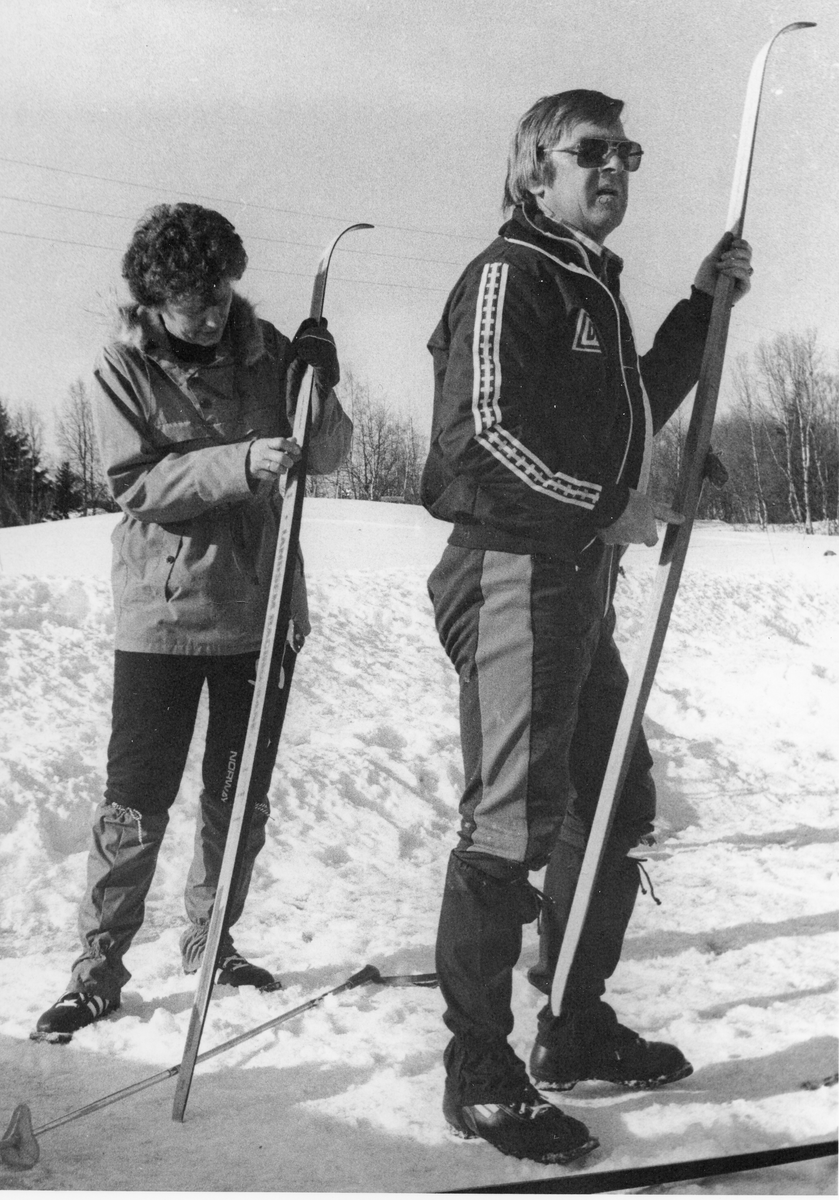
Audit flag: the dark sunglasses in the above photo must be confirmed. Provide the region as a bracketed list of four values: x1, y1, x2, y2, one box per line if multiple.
[541, 137, 644, 171]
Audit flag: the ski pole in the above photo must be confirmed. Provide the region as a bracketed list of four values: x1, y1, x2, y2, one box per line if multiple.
[549, 20, 816, 1018]
[1, 963, 384, 1171]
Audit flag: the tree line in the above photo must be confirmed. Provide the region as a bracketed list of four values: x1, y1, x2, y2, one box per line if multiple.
[318, 332, 839, 533]
[2, 330, 836, 531]
[650, 330, 838, 532]
[0, 381, 118, 525]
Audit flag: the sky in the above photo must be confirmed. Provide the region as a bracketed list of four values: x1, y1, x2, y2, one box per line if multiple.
[0, 0, 837, 456]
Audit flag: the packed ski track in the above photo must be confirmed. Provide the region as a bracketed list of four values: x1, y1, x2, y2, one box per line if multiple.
[0, 502, 836, 1194]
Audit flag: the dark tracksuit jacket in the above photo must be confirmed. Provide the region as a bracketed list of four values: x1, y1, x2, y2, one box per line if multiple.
[422, 204, 713, 868]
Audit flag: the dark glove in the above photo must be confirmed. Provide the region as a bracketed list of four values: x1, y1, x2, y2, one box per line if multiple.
[292, 317, 340, 392]
[703, 448, 729, 488]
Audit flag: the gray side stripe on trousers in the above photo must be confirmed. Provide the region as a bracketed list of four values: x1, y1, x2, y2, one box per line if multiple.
[471, 551, 534, 863]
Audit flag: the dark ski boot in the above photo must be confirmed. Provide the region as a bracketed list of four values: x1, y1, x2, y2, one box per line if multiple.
[216, 951, 276, 989]
[444, 1075, 598, 1164]
[530, 1000, 692, 1090]
[31, 991, 120, 1044]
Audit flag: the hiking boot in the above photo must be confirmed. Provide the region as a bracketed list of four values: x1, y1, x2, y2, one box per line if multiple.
[443, 1077, 598, 1165]
[530, 1001, 692, 1091]
[216, 952, 277, 990]
[31, 991, 119, 1044]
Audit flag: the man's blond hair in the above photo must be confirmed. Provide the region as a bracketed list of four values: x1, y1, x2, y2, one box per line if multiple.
[503, 89, 625, 211]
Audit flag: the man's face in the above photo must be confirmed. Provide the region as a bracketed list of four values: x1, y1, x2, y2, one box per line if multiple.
[530, 119, 630, 244]
[160, 280, 234, 346]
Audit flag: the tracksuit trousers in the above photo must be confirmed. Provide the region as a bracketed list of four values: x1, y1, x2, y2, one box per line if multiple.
[428, 544, 657, 1103]
[69, 649, 286, 1002]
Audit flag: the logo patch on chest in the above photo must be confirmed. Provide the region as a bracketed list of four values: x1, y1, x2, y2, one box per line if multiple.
[572, 310, 602, 354]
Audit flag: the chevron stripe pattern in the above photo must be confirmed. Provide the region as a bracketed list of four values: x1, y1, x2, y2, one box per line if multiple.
[470, 262, 602, 511]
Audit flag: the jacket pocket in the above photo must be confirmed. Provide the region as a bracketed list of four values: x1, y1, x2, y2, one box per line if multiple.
[116, 519, 182, 607]
[163, 536, 185, 602]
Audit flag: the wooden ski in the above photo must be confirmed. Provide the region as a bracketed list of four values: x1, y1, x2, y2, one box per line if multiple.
[172, 222, 373, 1121]
[550, 22, 815, 1017]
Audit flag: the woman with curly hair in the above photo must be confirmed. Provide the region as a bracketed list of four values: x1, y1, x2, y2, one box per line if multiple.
[33, 203, 352, 1042]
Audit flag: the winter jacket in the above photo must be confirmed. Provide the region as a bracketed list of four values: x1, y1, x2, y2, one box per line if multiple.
[92, 293, 352, 654]
[421, 203, 713, 560]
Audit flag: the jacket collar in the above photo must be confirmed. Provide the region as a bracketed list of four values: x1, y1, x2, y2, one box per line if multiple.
[113, 292, 268, 367]
[501, 202, 624, 289]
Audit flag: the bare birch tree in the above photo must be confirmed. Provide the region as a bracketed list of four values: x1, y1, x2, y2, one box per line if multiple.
[56, 378, 108, 516]
[755, 331, 822, 533]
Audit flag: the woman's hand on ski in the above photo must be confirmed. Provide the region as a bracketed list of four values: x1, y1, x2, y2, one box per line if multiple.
[694, 235, 754, 303]
[247, 437, 301, 482]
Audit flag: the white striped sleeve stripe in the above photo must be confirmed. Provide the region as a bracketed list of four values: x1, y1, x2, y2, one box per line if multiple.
[470, 260, 602, 511]
[481, 427, 601, 508]
[472, 262, 507, 429]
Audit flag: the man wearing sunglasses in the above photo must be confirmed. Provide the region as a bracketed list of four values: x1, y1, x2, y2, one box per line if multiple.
[421, 89, 752, 1165]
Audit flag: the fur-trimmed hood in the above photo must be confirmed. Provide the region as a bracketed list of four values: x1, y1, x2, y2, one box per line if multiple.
[112, 292, 270, 367]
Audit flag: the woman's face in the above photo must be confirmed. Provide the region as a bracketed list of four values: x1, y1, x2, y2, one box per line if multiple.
[160, 280, 234, 346]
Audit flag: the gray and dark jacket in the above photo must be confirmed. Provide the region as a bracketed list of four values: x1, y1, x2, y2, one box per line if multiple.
[421, 204, 713, 560]
[93, 293, 352, 654]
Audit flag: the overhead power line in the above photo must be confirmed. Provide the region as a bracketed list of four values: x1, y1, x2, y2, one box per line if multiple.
[0, 227, 117, 254]
[2, 223, 833, 353]
[0, 191, 464, 267]
[0, 228, 822, 341]
[0, 154, 487, 244]
[1, 177, 833, 350]
[0, 228, 449, 294]
[2, 193, 826, 344]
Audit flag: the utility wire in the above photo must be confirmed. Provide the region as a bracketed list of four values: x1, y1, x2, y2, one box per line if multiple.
[1, 188, 832, 347]
[0, 191, 464, 267]
[3, 155, 836, 335]
[248, 263, 449, 293]
[3, 161, 833, 332]
[0, 154, 487, 243]
[0, 228, 449, 294]
[0, 227, 117, 254]
[0, 212, 820, 345]
[0, 226, 815, 339]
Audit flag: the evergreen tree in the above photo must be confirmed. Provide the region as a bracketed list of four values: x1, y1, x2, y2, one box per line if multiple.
[52, 460, 82, 520]
[0, 399, 54, 526]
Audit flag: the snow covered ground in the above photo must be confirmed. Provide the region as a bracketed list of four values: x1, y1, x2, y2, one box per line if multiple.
[0, 501, 836, 1194]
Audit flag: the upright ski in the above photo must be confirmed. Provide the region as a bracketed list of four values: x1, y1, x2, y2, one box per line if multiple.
[172, 222, 373, 1121]
[550, 22, 815, 1017]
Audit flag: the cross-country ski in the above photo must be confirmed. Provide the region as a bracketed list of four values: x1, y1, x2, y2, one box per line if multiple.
[549, 18, 816, 1019]
[171, 221, 373, 1122]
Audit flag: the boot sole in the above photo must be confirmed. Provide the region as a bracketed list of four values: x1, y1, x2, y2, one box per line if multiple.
[446, 1118, 599, 1164]
[216, 973, 278, 989]
[534, 1061, 694, 1092]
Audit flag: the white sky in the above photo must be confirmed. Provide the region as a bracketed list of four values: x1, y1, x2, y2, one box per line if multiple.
[0, 0, 836, 453]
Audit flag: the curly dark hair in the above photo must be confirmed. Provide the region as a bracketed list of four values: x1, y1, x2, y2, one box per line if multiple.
[121, 203, 248, 307]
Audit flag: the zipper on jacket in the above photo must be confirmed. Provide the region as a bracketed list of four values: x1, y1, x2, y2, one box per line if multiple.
[504, 231, 643, 619]
[505, 234, 639, 495]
